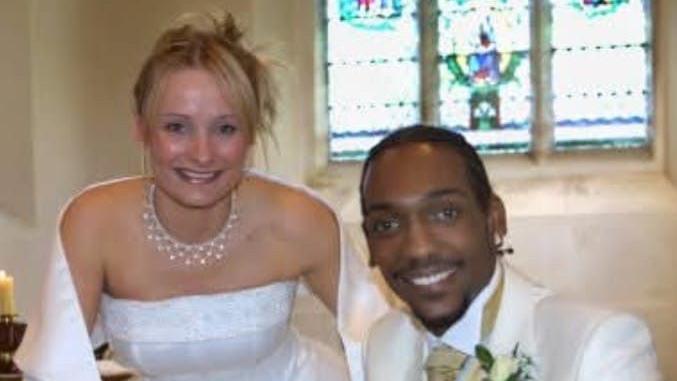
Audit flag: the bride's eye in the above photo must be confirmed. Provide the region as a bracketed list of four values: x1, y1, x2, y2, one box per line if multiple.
[217, 123, 237, 136]
[164, 122, 188, 134]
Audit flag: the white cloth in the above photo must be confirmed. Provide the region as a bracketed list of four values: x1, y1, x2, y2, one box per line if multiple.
[366, 260, 663, 381]
[14, 234, 101, 380]
[15, 176, 391, 381]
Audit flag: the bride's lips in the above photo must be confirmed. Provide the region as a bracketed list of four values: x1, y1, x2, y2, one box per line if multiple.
[174, 168, 222, 184]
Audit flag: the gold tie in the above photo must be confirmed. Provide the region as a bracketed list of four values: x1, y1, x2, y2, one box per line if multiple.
[425, 267, 506, 381]
[424, 345, 468, 381]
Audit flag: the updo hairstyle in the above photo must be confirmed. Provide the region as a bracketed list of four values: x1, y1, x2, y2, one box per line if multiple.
[133, 12, 277, 143]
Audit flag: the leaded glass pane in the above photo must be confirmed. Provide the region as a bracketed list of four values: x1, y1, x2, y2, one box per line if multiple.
[551, 0, 651, 150]
[438, 0, 532, 154]
[327, 0, 420, 161]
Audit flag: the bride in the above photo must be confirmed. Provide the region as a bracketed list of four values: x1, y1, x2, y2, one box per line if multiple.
[15, 12, 388, 381]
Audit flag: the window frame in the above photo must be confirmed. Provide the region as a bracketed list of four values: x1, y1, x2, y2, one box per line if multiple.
[315, 0, 662, 179]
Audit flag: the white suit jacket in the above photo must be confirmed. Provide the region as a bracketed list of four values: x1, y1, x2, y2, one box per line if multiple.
[366, 262, 662, 381]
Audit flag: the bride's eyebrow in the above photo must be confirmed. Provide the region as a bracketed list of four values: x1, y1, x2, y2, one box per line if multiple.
[213, 114, 238, 123]
[158, 113, 188, 119]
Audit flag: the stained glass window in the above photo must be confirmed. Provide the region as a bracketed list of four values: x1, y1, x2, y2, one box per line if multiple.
[551, 0, 651, 150]
[438, 0, 532, 153]
[326, 0, 420, 161]
[324, 0, 653, 161]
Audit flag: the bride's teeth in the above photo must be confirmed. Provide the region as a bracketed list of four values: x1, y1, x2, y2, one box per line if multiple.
[188, 172, 212, 178]
[410, 269, 454, 286]
[178, 170, 218, 182]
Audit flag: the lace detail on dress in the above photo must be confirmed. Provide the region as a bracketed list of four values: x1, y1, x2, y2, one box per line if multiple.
[100, 281, 297, 343]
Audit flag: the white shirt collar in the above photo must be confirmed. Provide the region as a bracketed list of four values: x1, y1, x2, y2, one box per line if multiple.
[426, 260, 502, 356]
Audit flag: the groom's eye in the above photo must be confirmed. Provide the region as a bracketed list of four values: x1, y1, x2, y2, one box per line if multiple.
[365, 215, 401, 236]
[429, 205, 459, 223]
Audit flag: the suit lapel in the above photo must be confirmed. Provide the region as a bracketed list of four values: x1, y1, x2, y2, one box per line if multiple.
[366, 310, 427, 381]
[486, 261, 551, 362]
[452, 261, 547, 381]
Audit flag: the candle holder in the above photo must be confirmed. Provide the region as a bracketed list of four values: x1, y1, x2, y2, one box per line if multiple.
[0, 314, 26, 379]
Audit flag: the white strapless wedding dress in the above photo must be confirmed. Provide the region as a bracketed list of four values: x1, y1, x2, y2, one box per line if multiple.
[100, 281, 348, 381]
[15, 175, 391, 381]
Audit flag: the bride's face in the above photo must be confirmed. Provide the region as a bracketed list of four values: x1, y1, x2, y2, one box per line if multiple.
[140, 67, 251, 209]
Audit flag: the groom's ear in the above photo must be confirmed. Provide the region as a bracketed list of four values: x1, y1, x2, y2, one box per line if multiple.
[487, 194, 507, 239]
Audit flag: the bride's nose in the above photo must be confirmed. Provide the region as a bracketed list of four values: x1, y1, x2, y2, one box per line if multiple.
[188, 132, 214, 165]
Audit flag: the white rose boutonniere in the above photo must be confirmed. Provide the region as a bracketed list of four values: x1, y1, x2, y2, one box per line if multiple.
[475, 344, 533, 381]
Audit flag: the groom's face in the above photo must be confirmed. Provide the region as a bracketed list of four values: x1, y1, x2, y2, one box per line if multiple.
[362, 142, 499, 336]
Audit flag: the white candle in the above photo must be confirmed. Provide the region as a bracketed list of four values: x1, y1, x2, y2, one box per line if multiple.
[0, 270, 16, 316]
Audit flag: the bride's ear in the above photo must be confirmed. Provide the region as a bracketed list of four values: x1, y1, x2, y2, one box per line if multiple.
[133, 116, 149, 145]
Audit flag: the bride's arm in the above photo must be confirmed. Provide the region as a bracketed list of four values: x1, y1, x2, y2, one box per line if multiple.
[292, 193, 392, 381]
[292, 197, 341, 314]
[60, 191, 107, 333]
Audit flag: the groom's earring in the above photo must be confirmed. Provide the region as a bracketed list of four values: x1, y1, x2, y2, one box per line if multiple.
[494, 233, 514, 256]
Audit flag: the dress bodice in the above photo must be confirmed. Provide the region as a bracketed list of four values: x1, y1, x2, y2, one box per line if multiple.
[100, 281, 302, 380]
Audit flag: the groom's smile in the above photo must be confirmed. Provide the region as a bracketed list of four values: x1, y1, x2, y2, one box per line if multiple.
[406, 266, 458, 287]
[395, 256, 461, 290]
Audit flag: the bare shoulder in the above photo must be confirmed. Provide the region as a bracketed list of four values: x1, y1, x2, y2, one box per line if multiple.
[61, 178, 145, 256]
[245, 174, 339, 239]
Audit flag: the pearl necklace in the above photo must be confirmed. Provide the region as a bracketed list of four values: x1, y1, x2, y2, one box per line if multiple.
[143, 184, 239, 266]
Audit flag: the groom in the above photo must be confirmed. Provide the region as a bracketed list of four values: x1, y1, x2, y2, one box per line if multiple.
[359, 125, 662, 381]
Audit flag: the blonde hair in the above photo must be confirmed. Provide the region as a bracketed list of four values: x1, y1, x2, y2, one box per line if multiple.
[133, 12, 277, 143]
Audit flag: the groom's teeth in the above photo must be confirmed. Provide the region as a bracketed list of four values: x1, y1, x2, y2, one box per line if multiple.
[410, 269, 455, 286]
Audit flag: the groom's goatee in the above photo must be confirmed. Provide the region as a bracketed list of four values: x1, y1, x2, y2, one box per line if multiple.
[419, 296, 471, 337]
